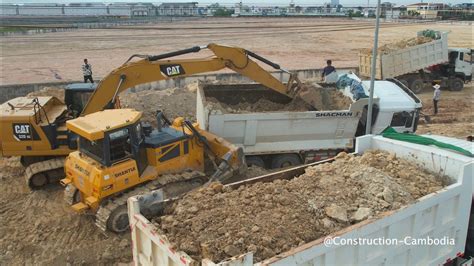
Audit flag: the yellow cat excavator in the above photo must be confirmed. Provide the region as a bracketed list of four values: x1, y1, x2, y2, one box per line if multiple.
[0, 43, 304, 189]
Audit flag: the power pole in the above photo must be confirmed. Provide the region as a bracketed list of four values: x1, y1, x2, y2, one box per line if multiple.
[365, 0, 381, 135]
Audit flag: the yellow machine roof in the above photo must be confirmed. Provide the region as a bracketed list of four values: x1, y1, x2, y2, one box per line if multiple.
[67, 109, 142, 140]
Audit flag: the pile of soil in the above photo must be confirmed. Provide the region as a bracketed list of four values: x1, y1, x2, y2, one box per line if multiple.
[206, 85, 352, 114]
[120, 83, 197, 125]
[361, 36, 434, 55]
[155, 150, 446, 263]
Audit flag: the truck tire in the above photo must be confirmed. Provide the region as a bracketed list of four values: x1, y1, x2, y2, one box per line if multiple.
[271, 154, 301, 169]
[448, 78, 464, 91]
[246, 156, 265, 168]
[409, 79, 424, 93]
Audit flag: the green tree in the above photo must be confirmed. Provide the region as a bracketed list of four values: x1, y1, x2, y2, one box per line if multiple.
[213, 7, 234, 16]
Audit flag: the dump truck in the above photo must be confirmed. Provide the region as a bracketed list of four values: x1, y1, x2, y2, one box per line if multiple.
[359, 30, 473, 93]
[196, 74, 422, 169]
[128, 134, 473, 265]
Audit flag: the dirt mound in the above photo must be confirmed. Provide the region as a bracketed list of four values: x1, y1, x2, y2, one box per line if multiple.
[361, 36, 434, 55]
[206, 84, 352, 114]
[155, 150, 446, 263]
[0, 156, 132, 265]
[120, 83, 197, 125]
[27, 87, 65, 100]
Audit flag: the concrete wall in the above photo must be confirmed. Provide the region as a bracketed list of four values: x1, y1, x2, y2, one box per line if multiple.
[0, 67, 357, 103]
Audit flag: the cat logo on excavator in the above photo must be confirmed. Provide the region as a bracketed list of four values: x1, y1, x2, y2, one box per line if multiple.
[160, 64, 185, 77]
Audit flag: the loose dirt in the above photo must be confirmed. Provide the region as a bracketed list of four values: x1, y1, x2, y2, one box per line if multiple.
[0, 156, 132, 265]
[417, 84, 473, 139]
[155, 150, 447, 263]
[120, 84, 197, 125]
[361, 36, 434, 55]
[206, 84, 352, 114]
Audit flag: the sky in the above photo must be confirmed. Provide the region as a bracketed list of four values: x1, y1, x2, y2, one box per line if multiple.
[4, 0, 464, 6]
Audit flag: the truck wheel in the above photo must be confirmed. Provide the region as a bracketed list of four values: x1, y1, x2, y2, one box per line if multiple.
[409, 79, 424, 93]
[449, 78, 464, 91]
[271, 154, 301, 169]
[107, 205, 129, 233]
[246, 156, 265, 168]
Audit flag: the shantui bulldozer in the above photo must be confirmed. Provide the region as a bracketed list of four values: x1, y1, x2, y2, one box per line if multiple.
[0, 43, 317, 190]
[61, 108, 245, 232]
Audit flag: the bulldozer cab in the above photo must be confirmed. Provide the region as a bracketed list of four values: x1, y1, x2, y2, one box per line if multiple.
[64, 83, 97, 116]
[68, 109, 144, 167]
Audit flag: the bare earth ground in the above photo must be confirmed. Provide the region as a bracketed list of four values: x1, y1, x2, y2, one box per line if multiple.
[416, 83, 473, 139]
[0, 18, 472, 264]
[0, 18, 472, 85]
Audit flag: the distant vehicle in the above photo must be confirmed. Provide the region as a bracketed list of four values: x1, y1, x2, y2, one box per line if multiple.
[359, 30, 473, 93]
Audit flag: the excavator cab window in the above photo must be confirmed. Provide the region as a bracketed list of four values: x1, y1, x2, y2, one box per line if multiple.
[64, 83, 97, 117]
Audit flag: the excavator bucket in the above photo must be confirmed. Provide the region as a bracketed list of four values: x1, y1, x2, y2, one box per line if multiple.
[285, 74, 323, 109]
[296, 83, 326, 109]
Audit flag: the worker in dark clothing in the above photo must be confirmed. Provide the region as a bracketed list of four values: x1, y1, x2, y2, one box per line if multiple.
[432, 81, 441, 115]
[321, 60, 336, 80]
[82, 59, 94, 83]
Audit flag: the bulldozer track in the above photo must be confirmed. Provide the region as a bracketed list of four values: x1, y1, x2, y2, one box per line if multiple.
[24, 157, 65, 189]
[94, 170, 206, 232]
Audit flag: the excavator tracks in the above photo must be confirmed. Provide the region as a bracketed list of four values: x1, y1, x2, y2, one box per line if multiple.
[24, 157, 66, 189]
[94, 170, 206, 233]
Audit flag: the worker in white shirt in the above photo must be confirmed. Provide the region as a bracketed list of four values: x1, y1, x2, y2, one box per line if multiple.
[432, 81, 441, 115]
[82, 59, 94, 83]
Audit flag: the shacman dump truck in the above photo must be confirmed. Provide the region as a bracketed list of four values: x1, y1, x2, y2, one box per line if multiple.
[128, 134, 473, 266]
[359, 30, 473, 93]
[197, 73, 422, 169]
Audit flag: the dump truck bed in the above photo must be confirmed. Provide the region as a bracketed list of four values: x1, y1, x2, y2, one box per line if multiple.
[358, 31, 449, 79]
[128, 134, 473, 265]
[196, 83, 364, 155]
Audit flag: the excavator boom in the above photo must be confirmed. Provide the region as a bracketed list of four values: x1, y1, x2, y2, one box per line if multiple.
[81, 43, 301, 116]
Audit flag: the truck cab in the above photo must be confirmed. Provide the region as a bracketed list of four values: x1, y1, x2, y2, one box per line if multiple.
[367, 79, 422, 134]
[340, 73, 422, 135]
[449, 48, 473, 82]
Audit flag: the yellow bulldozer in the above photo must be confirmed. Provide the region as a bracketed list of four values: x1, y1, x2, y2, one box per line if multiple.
[0, 43, 307, 189]
[61, 108, 244, 232]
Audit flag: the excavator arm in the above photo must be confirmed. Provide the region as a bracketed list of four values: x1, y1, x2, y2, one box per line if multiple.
[81, 43, 301, 116]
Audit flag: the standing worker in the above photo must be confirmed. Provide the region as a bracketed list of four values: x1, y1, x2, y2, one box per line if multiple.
[82, 59, 94, 83]
[321, 60, 336, 82]
[432, 81, 441, 115]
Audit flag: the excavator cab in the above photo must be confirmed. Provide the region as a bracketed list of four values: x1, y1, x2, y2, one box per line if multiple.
[64, 83, 97, 117]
